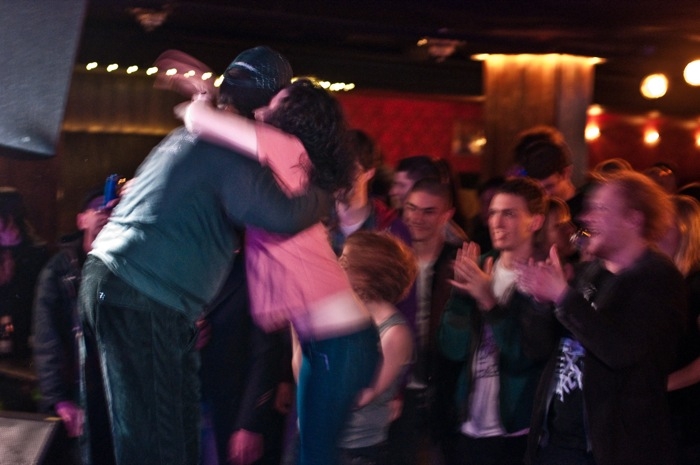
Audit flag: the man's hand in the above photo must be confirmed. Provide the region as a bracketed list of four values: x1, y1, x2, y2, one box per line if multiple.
[515, 245, 569, 305]
[388, 397, 403, 422]
[273, 381, 294, 415]
[228, 429, 263, 465]
[449, 241, 497, 310]
[194, 318, 211, 351]
[153, 50, 216, 98]
[55, 400, 84, 438]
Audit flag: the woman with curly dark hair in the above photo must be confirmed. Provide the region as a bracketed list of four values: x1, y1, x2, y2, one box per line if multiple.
[177, 77, 380, 465]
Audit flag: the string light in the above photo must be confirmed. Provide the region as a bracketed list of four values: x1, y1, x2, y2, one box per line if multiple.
[81, 62, 355, 91]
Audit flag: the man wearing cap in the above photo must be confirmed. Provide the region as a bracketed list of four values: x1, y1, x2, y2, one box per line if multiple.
[79, 47, 330, 465]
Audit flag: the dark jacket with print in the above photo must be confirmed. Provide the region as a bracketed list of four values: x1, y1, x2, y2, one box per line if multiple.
[526, 249, 686, 465]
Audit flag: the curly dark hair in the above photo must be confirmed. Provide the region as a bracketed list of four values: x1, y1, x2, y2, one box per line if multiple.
[264, 79, 354, 195]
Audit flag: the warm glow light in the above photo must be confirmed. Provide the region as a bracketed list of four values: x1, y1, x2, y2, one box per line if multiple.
[640, 73, 668, 99]
[470, 53, 603, 65]
[80, 61, 355, 92]
[684, 60, 700, 86]
[695, 132, 700, 148]
[471, 53, 490, 61]
[644, 128, 660, 145]
[587, 105, 604, 116]
[585, 123, 601, 141]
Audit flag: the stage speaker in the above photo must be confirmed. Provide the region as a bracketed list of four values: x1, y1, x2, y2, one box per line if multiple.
[0, 0, 88, 159]
[0, 411, 63, 465]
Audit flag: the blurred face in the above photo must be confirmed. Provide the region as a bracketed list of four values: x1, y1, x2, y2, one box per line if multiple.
[545, 210, 577, 257]
[403, 190, 453, 243]
[389, 171, 414, 209]
[657, 221, 681, 259]
[0, 217, 21, 247]
[77, 207, 111, 252]
[579, 184, 637, 260]
[254, 87, 289, 123]
[339, 163, 374, 206]
[488, 193, 543, 253]
[538, 171, 570, 200]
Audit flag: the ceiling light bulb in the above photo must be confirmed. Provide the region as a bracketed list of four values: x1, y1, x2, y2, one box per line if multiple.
[644, 128, 660, 145]
[585, 123, 601, 141]
[640, 74, 668, 99]
[684, 60, 700, 86]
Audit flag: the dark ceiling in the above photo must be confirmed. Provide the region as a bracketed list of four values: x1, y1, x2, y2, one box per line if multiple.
[78, 0, 700, 116]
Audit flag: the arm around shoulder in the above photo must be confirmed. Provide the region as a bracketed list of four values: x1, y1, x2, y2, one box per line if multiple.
[222, 160, 331, 234]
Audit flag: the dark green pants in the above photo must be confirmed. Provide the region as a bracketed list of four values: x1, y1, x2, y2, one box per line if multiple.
[79, 257, 200, 465]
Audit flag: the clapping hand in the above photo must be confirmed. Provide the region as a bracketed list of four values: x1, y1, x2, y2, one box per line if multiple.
[449, 241, 497, 311]
[514, 245, 569, 305]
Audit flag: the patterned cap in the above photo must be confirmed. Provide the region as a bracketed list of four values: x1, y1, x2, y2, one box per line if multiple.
[224, 46, 292, 91]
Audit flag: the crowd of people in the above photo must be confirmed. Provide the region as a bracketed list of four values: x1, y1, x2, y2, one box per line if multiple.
[2, 44, 700, 465]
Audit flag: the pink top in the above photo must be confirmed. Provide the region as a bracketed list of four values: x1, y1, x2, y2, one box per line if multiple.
[245, 124, 351, 331]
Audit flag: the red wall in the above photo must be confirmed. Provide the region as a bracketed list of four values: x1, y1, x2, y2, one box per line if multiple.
[587, 112, 700, 187]
[337, 91, 483, 173]
[339, 91, 700, 187]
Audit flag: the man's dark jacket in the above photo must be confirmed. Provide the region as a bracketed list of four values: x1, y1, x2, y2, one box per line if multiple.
[526, 249, 687, 465]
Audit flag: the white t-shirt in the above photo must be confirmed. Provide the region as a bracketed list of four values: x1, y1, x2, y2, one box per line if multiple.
[462, 259, 526, 438]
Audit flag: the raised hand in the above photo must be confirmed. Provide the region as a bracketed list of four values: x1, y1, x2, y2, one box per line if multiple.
[153, 50, 216, 98]
[514, 245, 569, 304]
[450, 241, 497, 311]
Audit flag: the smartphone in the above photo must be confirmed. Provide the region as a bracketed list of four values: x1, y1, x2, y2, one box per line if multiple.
[103, 174, 120, 207]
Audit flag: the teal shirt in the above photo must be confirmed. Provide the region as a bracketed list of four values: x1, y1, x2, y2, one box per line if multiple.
[438, 252, 557, 433]
[91, 128, 329, 321]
